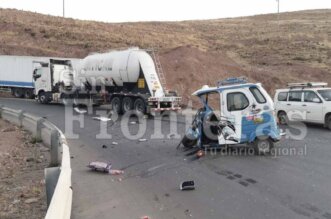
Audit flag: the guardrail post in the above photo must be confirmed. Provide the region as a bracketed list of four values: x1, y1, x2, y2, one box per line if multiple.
[50, 130, 60, 167]
[36, 118, 44, 141]
[0, 105, 3, 118]
[17, 110, 24, 127]
[45, 167, 61, 207]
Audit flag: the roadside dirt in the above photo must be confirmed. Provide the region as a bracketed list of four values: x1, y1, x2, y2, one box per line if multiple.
[0, 119, 50, 219]
[0, 91, 13, 98]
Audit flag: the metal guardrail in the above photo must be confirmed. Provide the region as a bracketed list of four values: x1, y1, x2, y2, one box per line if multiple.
[0, 105, 72, 219]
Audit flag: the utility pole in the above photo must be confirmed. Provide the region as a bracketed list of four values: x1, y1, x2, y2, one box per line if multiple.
[63, 0, 65, 17]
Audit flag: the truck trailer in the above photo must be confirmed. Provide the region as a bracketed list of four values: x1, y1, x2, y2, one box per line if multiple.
[33, 48, 181, 114]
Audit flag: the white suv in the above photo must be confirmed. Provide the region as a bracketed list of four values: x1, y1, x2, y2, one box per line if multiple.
[274, 83, 331, 130]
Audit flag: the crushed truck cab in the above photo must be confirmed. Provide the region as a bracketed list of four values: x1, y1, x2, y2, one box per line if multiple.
[182, 77, 281, 155]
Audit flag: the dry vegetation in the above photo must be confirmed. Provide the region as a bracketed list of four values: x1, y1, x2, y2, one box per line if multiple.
[0, 8, 330, 104]
[0, 119, 49, 219]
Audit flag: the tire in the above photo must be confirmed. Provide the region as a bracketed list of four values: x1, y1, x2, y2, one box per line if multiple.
[181, 135, 197, 148]
[38, 92, 49, 104]
[326, 115, 331, 130]
[134, 98, 146, 114]
[111, 96, 122, 114]
[13, 88, 24, 98]
[278, 111, 288, 125]
[122, 97, 133, 114]
[24, 89, 35, 99]
[253, 138, 274, 155]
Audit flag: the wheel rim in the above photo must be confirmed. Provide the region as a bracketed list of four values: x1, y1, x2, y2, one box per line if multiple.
[123, 98, 132, 112]
[258, 140, 270, 154]
[40, 95, 45, 102]
[279, 113, 287, 124]
[135, 100, 144, 113]
[112, 98, 121, 113]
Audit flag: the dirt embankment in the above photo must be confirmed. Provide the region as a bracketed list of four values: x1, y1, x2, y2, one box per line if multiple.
[0, 119, 49, 219]
[0, 8, 330, 106]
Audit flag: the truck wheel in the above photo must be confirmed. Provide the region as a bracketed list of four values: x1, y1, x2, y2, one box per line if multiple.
[253, 138, 274, 155]
[24, 89, 34, 99]
[326, 115, 331, 130]
[134, 98, 146, 114]
[278, 111, 288, 125]
[13, 88, 24, 98]
[38, 92, 48, 104]
[111, 97, 122, 114]
[122, 97, 133, 114]
[182, 135, 197, 148]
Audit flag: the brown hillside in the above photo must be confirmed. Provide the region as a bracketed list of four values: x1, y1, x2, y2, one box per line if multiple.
[0, 8, 331, 105]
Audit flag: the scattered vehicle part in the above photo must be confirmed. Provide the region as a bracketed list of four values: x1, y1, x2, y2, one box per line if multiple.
[87, 161, 112, 173]
[112, 142, 118, 145]
[196, 150, 205, 158]
[180, 181, 195, 191]
[139, 138, 147, 142]
[109, 170, 124, 175]
[102, 145, 107, 149]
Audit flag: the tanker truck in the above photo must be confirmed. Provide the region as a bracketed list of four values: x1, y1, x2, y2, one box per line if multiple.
[73, 47, 181, 114]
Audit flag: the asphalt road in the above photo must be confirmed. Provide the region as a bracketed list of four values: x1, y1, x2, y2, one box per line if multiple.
[1, 98, 331, 219]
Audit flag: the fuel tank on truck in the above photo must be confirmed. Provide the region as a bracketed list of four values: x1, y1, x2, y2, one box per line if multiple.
[76, 48, 165, 97]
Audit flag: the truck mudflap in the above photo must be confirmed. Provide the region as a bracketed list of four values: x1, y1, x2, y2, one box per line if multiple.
[148, 96, 182, 112]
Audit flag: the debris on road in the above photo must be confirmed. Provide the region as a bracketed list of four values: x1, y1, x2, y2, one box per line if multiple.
[87, 161, 124, 175]
[102, 145, 108, 149]
[112, 142, 118, 145]
[92, 116, 112, 122]
[196, 150, 205, 158]
[180, 180, 195, 191]
[74, 107, 87, 114]
[141, 216, 150, 219]
[87, 161, 112, 173]
[109, 169, 124, 175]
[139, 138, 147, 142]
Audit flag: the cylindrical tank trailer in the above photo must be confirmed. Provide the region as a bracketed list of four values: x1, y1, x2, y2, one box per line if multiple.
[75, 48, 181, 114]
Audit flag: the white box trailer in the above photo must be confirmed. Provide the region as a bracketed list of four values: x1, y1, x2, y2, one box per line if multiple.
[0, 55, 81, 98]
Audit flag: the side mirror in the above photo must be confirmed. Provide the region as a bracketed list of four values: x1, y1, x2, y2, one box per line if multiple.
[33, 74, 41, 81]
[312, 98, 321, 103]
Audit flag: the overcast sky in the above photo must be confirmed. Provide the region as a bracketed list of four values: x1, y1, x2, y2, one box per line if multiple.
[0, 0, 330, 22]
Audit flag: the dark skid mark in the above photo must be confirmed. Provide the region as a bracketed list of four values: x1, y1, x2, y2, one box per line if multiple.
[216, 171, 228, 176]
[245, 178, 257, 184]
[234, 174, 242, 178]
[290, 206, 312, 218]
[300, 203, 321, 213]
[238, 181, 249, 187]
[323, 212, 331, 219]
[227, 176, 235, 180]
[225, 170, 233, 175]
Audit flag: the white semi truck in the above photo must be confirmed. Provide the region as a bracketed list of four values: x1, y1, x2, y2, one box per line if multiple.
[33, 48, 181, 114]
[0, 55, 80, 98]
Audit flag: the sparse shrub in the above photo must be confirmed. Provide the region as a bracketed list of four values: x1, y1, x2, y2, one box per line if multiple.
[30, 137, 42, 144]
